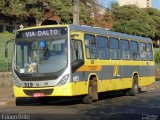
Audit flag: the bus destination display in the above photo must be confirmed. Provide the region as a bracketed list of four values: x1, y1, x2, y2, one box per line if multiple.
[16, 27, 67, 38]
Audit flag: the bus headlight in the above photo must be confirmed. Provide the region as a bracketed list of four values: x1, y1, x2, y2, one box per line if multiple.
[13, 78, 20, 87]
[57, 74, 69, 86]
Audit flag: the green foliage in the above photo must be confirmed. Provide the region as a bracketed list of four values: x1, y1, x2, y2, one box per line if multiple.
[79, 2, 94, 25]
[0, 0, 94, 26]
[54, 0, 73, 24]
[1, 0, 27, 21]
[109, 2, 119, 10]
[25, 0, 60, 25]
[112, 5, 156, 38]
[144, 8, 160, 38]
[0, 0, 4, 12]
[0, 32, 14, 71]
[154, 49, 160, 64]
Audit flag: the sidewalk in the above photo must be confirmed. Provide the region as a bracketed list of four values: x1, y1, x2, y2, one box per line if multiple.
[0, 87, 15, 107]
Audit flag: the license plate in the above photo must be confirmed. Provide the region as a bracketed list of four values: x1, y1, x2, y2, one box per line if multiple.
[33, 92, 44, 97]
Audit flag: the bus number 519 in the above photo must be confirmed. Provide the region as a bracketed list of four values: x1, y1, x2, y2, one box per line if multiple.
[24, 82, 33, 87]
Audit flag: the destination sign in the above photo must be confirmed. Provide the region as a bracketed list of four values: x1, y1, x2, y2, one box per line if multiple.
[16, 27, 68, 38]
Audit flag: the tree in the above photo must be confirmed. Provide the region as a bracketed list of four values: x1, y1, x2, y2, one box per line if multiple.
[109, 1, 119, 11]
[53, 0, 73, 24]
[0, 0, 94, 26]
[50, 0, 94, 25]
[84, 0, 113, 28]
[144, 8, 160, 38]
[79, 2, 94, 25]
[25, 0, 60, 26]
[112, 5, 156, 38]
[0, 0, 4, 13]
[154, 51, 160, 64]
[0, 0, 27, 22]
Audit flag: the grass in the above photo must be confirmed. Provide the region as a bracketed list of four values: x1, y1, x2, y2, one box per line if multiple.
[0, 32, 14, 72]
[154, 48, 160, 66]
[154, 48, 160, 54]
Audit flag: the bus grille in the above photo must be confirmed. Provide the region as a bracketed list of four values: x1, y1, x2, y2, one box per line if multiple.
[23, 89, 53, 96]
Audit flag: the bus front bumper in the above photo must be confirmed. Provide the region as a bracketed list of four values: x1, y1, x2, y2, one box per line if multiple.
[13, 83, 73, 97]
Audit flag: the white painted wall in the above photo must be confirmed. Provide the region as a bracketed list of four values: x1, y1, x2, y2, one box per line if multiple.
[118, 0, 152, 8]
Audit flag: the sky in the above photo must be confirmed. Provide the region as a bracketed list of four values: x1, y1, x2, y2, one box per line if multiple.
[99, 0, 160, 9]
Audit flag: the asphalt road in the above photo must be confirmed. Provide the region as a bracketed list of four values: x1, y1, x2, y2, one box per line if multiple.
[0, 90, 160, 120]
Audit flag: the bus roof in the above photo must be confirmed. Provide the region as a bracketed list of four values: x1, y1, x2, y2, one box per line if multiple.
[17, 24, 151, 43]
[69, 24, 152, 43]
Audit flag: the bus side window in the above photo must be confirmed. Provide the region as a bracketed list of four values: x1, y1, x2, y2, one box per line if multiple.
[110, 38, 120, 60]
[71, 40, 83, 63]
[120, 39, 130, 60]
[139, 42, 147, 60]
[84, 34, 97, 59]
[130, 41, 139, 60]
[97, 36, 110, 59]
[146, 43, 153, 60]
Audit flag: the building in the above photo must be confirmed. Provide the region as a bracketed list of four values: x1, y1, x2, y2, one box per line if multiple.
[118, 0, 152, 8]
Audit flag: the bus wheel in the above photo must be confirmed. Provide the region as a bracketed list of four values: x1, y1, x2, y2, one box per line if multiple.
[128, 75, 139, 96]
[83, 79, 98, 104]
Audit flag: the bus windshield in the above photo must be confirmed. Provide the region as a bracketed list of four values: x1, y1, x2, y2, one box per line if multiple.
[15, 27, 68, 74]
[15, 39, 68, 74]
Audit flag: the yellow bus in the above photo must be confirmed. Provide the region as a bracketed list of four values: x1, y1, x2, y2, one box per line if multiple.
[7, 24, 155, 104]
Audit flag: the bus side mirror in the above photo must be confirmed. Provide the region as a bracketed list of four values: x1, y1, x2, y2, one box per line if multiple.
[5, 48, 8, 58]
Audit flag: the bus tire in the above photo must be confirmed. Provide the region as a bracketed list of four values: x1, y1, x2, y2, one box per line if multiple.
[83, 79, 98, 104]
[128, 75, 139, 96]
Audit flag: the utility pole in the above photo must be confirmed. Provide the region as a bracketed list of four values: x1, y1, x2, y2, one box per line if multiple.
[73, 0, 79, 25]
